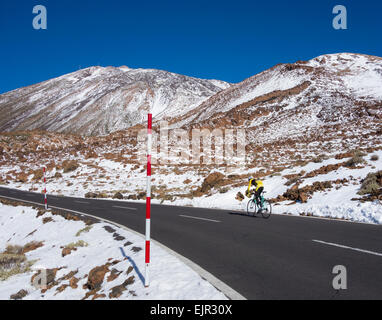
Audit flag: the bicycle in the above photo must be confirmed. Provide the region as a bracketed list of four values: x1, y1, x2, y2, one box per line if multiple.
[246, 191, 272, 219]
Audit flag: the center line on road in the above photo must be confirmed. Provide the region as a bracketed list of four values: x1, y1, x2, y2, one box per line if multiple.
[179, 215, 221, 223]
[74, 201, 89, 204]
[112, 206, 138, 211]
[313, 240, 382, 257]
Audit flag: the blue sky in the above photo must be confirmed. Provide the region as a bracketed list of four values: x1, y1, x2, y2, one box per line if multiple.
[0, 0, 381, 93]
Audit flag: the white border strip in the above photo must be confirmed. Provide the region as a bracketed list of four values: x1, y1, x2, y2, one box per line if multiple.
[0, 194, 246, 300]
[313, 240, 382, 257]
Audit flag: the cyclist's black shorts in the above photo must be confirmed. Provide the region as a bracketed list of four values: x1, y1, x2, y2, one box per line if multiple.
[255, 187, 264, 198]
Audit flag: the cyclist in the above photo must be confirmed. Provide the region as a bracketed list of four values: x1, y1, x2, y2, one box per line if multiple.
[246, 177, 264, 210]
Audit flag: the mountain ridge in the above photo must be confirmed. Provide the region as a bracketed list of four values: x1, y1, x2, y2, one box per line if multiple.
[0, 52, 381, 137]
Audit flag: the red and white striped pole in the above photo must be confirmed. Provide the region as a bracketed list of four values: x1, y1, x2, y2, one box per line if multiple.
[43, 166, 47, 210]
[145, 113, 152, 287]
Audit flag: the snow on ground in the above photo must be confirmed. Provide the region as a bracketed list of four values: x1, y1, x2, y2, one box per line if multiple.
[1, 149, 381, 225]
[0, 203, 227, 300]
[153, 151, 382, 225]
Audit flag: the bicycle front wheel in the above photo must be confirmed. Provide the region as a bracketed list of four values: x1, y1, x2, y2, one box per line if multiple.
[247, 199, 256, 216]
[261, 200, 272, 219]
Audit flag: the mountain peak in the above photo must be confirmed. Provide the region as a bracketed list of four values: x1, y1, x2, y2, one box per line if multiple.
[0, 65, 230, 136]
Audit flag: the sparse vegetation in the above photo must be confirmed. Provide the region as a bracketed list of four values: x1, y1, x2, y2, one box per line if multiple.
[345, 150, 366, 168]
[64, 240, 88, 249]
[312, 155, 324, 163]
[270, 172, 282, 177]
[219, 187, 229, 194]
[4, 244, 23, 255]
[76, 226, 92, 237]
[62, 240, 89, 257]
[285, 177, 300, 186]
[358, 171, 382, 195]
[0, 245, 37, 281]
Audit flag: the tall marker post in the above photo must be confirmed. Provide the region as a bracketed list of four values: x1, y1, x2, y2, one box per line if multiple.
[43, 166, 48, 210]
[145, 113, 152, 287]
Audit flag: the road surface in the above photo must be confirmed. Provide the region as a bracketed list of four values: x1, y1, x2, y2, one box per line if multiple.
[0, 186, 381, 300]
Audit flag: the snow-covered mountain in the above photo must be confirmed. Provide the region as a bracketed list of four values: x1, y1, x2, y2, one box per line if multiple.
[173, 53, 382, 136]
[1, 53, 380, 139]
[0, 66, 230, 136]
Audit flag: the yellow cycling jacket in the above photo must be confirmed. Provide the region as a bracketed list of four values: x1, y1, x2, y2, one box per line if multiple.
[248, 179, 264, 194]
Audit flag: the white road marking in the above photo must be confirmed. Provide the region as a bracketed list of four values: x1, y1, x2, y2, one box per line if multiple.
[112, 206, 138, 211]
[179, 215, 220, 223]
[313, 240, 382, 257]
[74, 200, 89, 204]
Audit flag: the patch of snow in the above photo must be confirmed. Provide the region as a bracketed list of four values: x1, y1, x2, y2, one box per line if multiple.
[0, 204, 227, 300]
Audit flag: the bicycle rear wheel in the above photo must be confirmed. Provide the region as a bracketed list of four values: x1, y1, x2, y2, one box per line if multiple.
[246, 199, 256, 216]
[261, 200, 272, 219]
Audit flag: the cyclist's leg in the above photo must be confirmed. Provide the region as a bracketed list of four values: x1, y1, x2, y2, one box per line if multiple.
[255, 187, 264, 208]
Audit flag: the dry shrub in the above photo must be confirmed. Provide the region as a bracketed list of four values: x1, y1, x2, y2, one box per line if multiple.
[4, 244, 23, 255]
[358, 171, 382, 195]
[312, 155, 324, 163]
[64, 240, 88, 249]
[76, 226, 92, 237]
[285, 177, 300, 186]
[345, 150, 366, 168]
[0, 245, 36, 281]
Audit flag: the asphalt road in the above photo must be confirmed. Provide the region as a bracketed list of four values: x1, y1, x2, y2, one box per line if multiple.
[0, 186, 381, 300]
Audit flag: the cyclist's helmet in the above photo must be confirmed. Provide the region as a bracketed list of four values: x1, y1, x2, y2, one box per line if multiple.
[248, 176, 254, 181]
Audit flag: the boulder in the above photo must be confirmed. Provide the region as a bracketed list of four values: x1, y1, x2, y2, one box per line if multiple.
[16, 173, 28, 183]
[107, 269, 122, 282]
[85, 192, 98, 198]
[10, 289, 28, 300]
[235, 192, 245, 202]
[69, 277, 79, 289]
[298, 193, 308, 203]
[201, 172, 224, 192]
[32, 169, 43, 181]
[31, 268, 58, 289]
[85, 265, 109, 290]
[62, 160, 79, 173]
[137, 192, 146, 200]
[109, 276, 135, 299]
[54, 172, 62, 178]
[112, 192, 124, 200]
[62, 247, 77, 257]
[22, 241, 44, 254]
